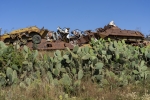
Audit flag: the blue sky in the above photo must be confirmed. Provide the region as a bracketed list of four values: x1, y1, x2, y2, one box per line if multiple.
[0, 0, 150, 36]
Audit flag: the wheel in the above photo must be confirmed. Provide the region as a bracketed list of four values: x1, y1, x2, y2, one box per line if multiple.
[32, 35, 41, 44]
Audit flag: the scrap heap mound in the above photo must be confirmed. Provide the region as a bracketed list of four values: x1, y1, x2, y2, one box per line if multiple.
[0, 21, 147, 50]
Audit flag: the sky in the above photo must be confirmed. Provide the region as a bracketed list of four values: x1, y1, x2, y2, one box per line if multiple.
[0, 0, 150, 36]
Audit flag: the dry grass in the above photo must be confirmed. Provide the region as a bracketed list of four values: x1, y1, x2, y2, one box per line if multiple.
[0, 80, 63, 100]
[1, 80, 150, 100]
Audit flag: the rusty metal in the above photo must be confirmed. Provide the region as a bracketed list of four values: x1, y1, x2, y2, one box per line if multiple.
[96, 24, 145, 43]
[25, 39, 74, 50]
[76, 22, 145, 46]
[0, 21, 147, 51]
[77, 35, 90, 45]
[77, 30, 99, 45]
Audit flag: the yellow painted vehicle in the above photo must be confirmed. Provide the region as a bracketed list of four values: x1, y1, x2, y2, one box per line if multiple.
[0, 26, 49, 45]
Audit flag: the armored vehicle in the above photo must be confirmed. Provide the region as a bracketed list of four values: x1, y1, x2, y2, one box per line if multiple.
[96, 21, 145, 43]
[0, 26, 49, 45]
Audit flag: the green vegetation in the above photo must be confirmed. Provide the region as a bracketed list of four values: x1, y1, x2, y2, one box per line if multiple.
[1, 38, 150, 100]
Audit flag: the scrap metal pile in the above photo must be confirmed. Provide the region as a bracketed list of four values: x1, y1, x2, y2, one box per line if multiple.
[0, 21, 146, 50]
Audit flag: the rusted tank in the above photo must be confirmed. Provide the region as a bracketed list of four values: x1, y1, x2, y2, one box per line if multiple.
[96, 22, 145, 43]
[25, 39, 74, 50]
[0, 26, 49, 45]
